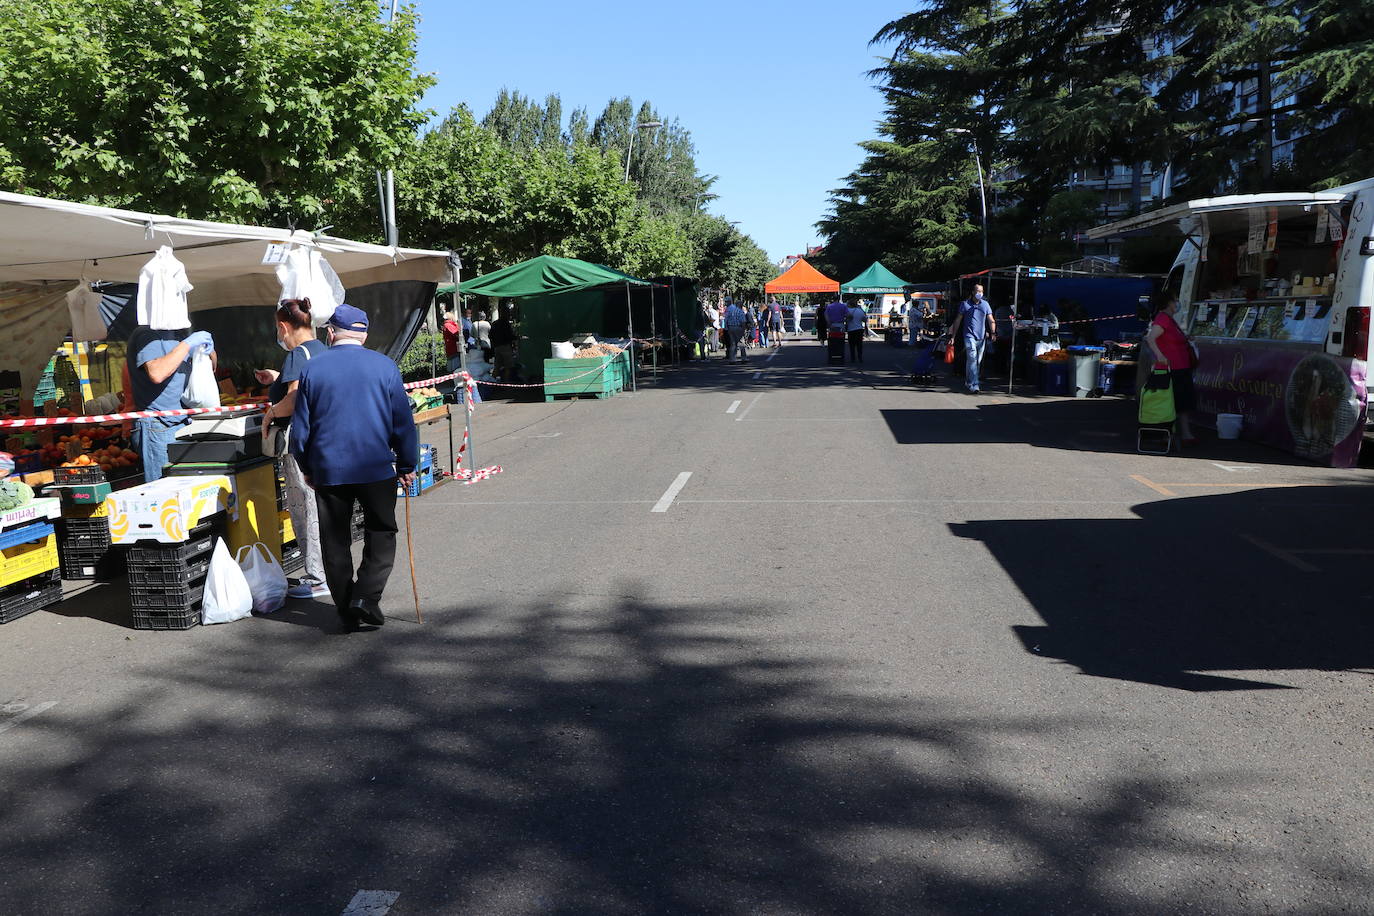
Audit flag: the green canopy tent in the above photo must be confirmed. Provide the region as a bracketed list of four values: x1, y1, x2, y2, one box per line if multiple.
[450, 255, 655, 388]
[840, 261, 912, 294]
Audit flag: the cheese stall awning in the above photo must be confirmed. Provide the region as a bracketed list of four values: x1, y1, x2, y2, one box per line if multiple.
[0, 190, 449, 392]
[764, 258, 840, 295]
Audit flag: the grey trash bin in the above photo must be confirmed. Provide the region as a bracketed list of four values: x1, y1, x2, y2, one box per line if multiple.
[1068, 345, 1105, 398]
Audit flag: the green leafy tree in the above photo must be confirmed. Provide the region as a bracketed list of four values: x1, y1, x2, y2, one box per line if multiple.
[0, 0, 433, 226]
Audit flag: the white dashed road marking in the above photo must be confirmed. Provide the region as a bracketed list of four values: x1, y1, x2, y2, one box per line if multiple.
[651, 472, 693, 513]
[726, 400, 741, 414]
[0, 701, 57, 736]
[341, 890, 400, 915]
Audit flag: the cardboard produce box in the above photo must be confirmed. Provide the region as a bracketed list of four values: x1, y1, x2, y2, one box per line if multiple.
[108, 476, 230, 544]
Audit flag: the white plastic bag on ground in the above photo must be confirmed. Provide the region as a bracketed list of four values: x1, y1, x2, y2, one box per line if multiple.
[182, 350, 221, 408]
[235, 542, 288, 615]
[202, 538, 253, 624]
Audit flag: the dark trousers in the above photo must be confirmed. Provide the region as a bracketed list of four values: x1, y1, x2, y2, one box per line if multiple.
[314, 478, 399, 613]
[847, 330, 864, 363]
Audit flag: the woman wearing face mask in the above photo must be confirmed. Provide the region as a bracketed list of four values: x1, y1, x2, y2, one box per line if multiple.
[255, 298, 330, 599]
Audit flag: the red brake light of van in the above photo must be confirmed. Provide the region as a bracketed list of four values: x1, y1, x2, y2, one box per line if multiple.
[1342, 306, 1370, 360]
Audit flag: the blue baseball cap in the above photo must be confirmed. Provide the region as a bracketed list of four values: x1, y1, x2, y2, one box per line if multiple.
[327, 304, 369, 331]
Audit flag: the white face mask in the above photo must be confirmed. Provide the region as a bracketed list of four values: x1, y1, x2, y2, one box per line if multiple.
[276, 336, 289, 352]
[974, 292, 984, 301]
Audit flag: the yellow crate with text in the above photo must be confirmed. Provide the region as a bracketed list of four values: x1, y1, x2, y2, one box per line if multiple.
[279, 509, 294, 545]
[222, 462, 283, 561]
[0, 533, 60, 588]
[66, 499, 111, 519]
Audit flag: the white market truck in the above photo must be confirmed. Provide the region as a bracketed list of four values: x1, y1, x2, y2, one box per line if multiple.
[1087, 178, 1374, 466]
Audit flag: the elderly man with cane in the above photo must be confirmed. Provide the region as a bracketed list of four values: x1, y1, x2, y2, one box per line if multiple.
[291, 305, 419, 632]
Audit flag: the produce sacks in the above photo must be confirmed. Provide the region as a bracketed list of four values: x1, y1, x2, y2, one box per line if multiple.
[202, 538, 253, 624]
[182, 350, 221, 409]
[235, 542, 287, 615]
[1138, 369, 1177, 425]
[944, 340, 956, 364]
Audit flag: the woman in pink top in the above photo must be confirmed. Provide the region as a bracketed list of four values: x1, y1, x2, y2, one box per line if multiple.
[1144, 294, 1197, 444]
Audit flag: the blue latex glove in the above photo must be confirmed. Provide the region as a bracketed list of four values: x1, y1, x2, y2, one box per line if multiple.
[184, 330, 213, 355]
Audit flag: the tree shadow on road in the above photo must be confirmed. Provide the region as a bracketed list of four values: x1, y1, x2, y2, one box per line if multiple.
[2, 589, 1371, 913]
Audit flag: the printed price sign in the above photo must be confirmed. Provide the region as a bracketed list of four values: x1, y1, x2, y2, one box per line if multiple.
[261, 243, 289, 265]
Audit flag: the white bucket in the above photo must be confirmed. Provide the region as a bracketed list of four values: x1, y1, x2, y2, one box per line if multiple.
[1217, 413, 1243, 439]
[551, 341, 575, 360]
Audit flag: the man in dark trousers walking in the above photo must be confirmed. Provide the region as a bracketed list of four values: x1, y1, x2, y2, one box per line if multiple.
[291, 305, 419, 632]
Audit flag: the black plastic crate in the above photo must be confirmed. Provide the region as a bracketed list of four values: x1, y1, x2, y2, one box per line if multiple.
[0, 570, 62, 624]
[127, 556, 210, 588]
[58, 516, 111, 539]
[59, 546, 125, 581]
[132, 607, 201, 630]
[124, 526, 219, 565]
[129, 580, 205, 613]
[52, 466, 107, 485]
[280, 541, 304, 574]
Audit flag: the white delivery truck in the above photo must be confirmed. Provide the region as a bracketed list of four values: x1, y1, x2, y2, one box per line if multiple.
[1087, 178, 1374, 466]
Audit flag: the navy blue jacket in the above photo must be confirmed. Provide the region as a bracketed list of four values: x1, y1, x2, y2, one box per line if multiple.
[291, 343, 419, 487]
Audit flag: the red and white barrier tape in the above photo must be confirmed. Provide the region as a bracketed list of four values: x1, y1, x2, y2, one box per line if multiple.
[1055, 312, 1140, 326]
[447, 372, 502, 485]
[0, 401, 267, 430]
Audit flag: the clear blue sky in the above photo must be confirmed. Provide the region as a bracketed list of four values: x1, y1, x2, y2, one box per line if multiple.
[409, 1, 909, 264]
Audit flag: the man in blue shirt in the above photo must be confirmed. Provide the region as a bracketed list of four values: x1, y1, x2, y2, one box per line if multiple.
[950, 283, 996, 393]
[127, 327, 215, 480]
[291, 305, 419, 632]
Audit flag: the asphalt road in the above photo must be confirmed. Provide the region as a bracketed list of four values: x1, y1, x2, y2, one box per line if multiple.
[3, 337, 1373, 915]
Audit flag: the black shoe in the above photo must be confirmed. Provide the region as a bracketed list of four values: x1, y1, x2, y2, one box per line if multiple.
[349, 597, 386, 627]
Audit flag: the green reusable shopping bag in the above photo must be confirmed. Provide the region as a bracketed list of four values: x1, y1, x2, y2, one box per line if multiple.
[1138, 369, 1177, 424]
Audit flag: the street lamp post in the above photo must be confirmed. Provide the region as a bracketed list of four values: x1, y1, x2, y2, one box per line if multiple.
[624, 120, 663, 182]
[947, 128, 988, 259]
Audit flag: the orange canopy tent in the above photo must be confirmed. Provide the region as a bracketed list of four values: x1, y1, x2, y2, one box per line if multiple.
[764, 258, 840, 295]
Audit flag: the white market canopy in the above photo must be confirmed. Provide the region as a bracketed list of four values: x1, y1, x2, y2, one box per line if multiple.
[0, 190, 450, 391]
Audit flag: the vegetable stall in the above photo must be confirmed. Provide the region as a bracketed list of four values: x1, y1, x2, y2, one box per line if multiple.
[0, 190, 449, 627]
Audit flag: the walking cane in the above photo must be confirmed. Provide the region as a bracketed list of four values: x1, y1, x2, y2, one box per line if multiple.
[403, 487, 422, 624]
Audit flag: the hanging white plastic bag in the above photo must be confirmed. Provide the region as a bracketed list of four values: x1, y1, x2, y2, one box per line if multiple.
[182, 350, 221, 408]
[202, 538, 253, 624]
[235, 542, 288, 615]
[276, 245, 345, 327]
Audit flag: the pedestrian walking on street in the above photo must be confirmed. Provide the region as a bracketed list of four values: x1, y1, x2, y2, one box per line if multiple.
[291, 305, 420, 632]
[254, 298, 329, 600]
[724, 298, 749, 362]
[949, 283, 996, 393]
[846, 299, 869, 364]
[769, 300, 784, 347]
[824, 298, 849, 364]
[755, 305, 769, 348]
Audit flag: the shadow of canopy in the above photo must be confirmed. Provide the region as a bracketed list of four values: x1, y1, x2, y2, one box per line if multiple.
[953, 483, 1374, 691]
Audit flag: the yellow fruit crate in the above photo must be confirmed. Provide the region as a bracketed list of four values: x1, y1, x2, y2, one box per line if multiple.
[0, 533, 60, 588]
[65, 498, 112, 519]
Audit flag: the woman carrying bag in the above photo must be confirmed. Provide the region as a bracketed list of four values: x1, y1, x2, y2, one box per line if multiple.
[1143, 294, 1198, 445]
[255, 298, 329, 599]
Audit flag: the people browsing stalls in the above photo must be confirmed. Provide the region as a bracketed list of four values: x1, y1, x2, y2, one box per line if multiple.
[1144, 294, 1198, 445]
[254, 298, 328, 600]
